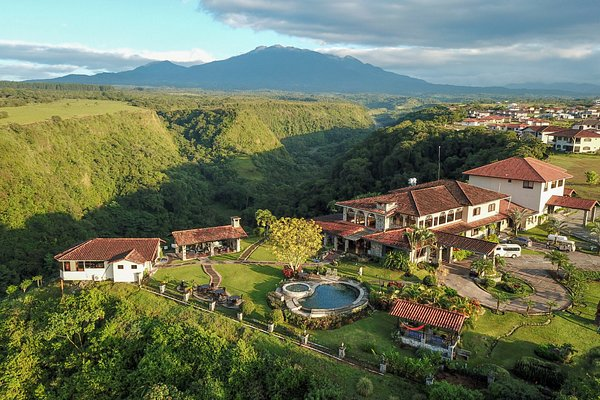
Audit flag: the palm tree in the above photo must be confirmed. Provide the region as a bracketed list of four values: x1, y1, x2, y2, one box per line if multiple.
[383, 251, 410, 272]
[524, 299, 535, 316]
[492, 292, 510, 314]
[509, 209, 532, 236]
[471, 258, 495, 278]
[544, 250, 569, 272]
[546, 217, 568, 244]
[589, 221, 600, 255]
[404, 227, 435, 262]
[546, 300, 558, 314]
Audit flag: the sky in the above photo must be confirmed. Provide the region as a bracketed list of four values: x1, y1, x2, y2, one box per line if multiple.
[1, 0, 599, 86]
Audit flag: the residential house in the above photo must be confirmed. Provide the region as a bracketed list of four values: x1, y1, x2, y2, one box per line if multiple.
[172, 217, 247, 260]
[55, 238, 163, 283]
[547, 129, 600, 153]
[315, 180, 507, 263]
[572, 119, 600, 130]
[520, 125, 564, 143]
[464, 157, 598, 225]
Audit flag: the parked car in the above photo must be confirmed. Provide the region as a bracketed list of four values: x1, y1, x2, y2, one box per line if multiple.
[509, 236, 532, 247]
[495, 244, 522, 258]
[546, 234, 576, 252]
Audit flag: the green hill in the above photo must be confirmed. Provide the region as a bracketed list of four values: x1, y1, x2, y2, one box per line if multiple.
[0, 93, 373, 288]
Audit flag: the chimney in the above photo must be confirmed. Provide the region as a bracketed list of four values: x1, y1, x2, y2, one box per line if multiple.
[408, 177, 417, 186]
[231, 216, 241, 228]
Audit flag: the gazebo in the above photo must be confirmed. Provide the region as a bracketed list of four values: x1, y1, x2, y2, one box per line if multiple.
[389, 299, 466, 359]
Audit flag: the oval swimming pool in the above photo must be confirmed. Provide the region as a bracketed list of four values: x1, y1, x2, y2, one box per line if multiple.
[299, 283, 359, 310]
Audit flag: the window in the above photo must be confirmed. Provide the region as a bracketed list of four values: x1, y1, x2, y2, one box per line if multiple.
[508, 179, 512, 183]
[472, 207, 481, 216]
[455, 209, 463, 220]
[131, 265, 138, 270]
[544, 182, 548, 192]
[446, 212, 454, 223]
[558, 180, 563, 187]
[472, 228, 480, 236]
[523, 181, 534, 189]
[439, 212, 446, 224]
[63, 262, 71, 271]
[117, 265, 124, 270]
[551, 180, 557, 189]
[488, 203, 496, 212]
[76, 261, 85, 271]
[425, 216, 433, 228]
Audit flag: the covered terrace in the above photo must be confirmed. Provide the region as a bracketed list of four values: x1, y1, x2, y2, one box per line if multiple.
[546, 195, 598, 226]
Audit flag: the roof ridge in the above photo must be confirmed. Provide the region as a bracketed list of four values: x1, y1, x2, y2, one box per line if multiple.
[522, 158, 546, 182]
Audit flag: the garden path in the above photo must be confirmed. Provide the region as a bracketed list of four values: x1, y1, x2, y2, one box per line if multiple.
[202, 264, 222, 287]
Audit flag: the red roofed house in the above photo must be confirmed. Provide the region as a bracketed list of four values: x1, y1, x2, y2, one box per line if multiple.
[315, 179, 505, 263]
[546, 129, 600, 153]
[465, 157, 597, 225]
[390, 299, 466, 359]
[55, 238, 163, 283]
[172, 217, 248, 260]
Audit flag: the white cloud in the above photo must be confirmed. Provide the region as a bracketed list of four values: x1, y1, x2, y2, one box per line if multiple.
[0, 40, 213, 81]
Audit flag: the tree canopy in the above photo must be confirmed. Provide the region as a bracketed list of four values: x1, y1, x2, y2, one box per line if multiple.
[269, 217, 323, 271]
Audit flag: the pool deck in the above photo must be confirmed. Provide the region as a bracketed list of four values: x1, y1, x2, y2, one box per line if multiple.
[279, 276, 369, 318]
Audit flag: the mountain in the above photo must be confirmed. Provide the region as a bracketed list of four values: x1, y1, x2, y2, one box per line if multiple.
[35, 45, 597, 96]
[505, 82, 600, 95]
[25, 46, 490, 95]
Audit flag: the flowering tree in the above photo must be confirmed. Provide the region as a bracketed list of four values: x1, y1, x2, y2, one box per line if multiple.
[269, 217, 322, 273]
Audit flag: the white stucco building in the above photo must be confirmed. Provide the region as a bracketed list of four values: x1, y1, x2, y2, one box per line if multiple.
[55, 237, 163, 283]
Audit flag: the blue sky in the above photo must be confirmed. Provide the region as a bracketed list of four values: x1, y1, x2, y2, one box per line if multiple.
[1, 0, 599, 85]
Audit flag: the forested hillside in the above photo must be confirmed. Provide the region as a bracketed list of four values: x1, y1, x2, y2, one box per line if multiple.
[0, 283, 407, 399]
[0, 90, 373, 291]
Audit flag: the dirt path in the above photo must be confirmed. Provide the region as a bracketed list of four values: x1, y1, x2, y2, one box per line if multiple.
[202, 264, 222, 287]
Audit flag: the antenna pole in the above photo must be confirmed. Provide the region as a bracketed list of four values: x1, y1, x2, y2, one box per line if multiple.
[437, 145, 441, 180]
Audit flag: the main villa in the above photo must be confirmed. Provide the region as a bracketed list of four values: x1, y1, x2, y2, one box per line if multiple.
[315, 157, 597, 263]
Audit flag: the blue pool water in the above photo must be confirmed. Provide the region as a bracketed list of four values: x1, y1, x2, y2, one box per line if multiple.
[299, 283, 358, 309]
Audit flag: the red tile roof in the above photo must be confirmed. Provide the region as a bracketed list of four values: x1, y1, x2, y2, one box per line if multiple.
[313, 215, 370, 238]
[463, 157, 572, 182]
[563, 188, 576, 197]
[389, 300, 466, 333]
[363, 228, 412, 249]
[523, 125, 563, 133]
[172, 225, 247, 246]
[434, 232, 498, 255]
[546, 195, 598, 211]
[337, 180, 507, 217]
[547, 129, 600, 138]
[55, 238, 161, 262]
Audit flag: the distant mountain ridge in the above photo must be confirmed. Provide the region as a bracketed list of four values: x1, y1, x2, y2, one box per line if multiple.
[33, 45, 600, 96]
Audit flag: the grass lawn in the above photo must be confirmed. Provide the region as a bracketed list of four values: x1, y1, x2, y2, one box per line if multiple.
[486, 276, 535, 300]
[547, 153, 600, 200]
[463, 282, 600, 371]
[310, 311, 414, 364]
[149, 264, 210, 299]
[246, 242, 280, 262]
[229, 155, 263, 181]
[212, 263, 282, 318]
[334, 260, 427, 285]
[0, 99, 141, 125]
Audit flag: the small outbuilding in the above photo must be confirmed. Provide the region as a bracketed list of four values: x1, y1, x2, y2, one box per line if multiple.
[172, 217, 248, 260]
[390, 299, 466, 359]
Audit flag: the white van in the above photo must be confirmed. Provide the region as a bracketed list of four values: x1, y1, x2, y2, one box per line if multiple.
[546, 234, 576, 252]
[495, 244, 522, 258]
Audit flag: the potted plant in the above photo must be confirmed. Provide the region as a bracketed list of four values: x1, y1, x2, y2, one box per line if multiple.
[268, 309, 284, 333]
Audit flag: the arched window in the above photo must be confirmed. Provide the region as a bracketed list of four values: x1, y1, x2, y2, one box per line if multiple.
[439, 212, 446, 225]
[446, 210, 454, 223]
[425, 215, 433, 228]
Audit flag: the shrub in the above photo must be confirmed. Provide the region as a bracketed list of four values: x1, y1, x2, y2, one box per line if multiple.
[428, 381, 483, 400]
[283, 308, 370, 330]
[356, 377, 373, 397]
[534, 343, 576, 363]
[386, 351, 438, 382]
[488, 378, 541, 400]
[241, 298, 256, 316]
[453, 249, 473, 261]
[483, 278, 496, 288]
[270, 309, 284, 325]
[513, 356, 566, 389]
[423, 275, 437, 287]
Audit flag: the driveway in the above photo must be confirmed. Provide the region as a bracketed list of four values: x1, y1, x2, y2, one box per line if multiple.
[441, 258, 571, 315]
